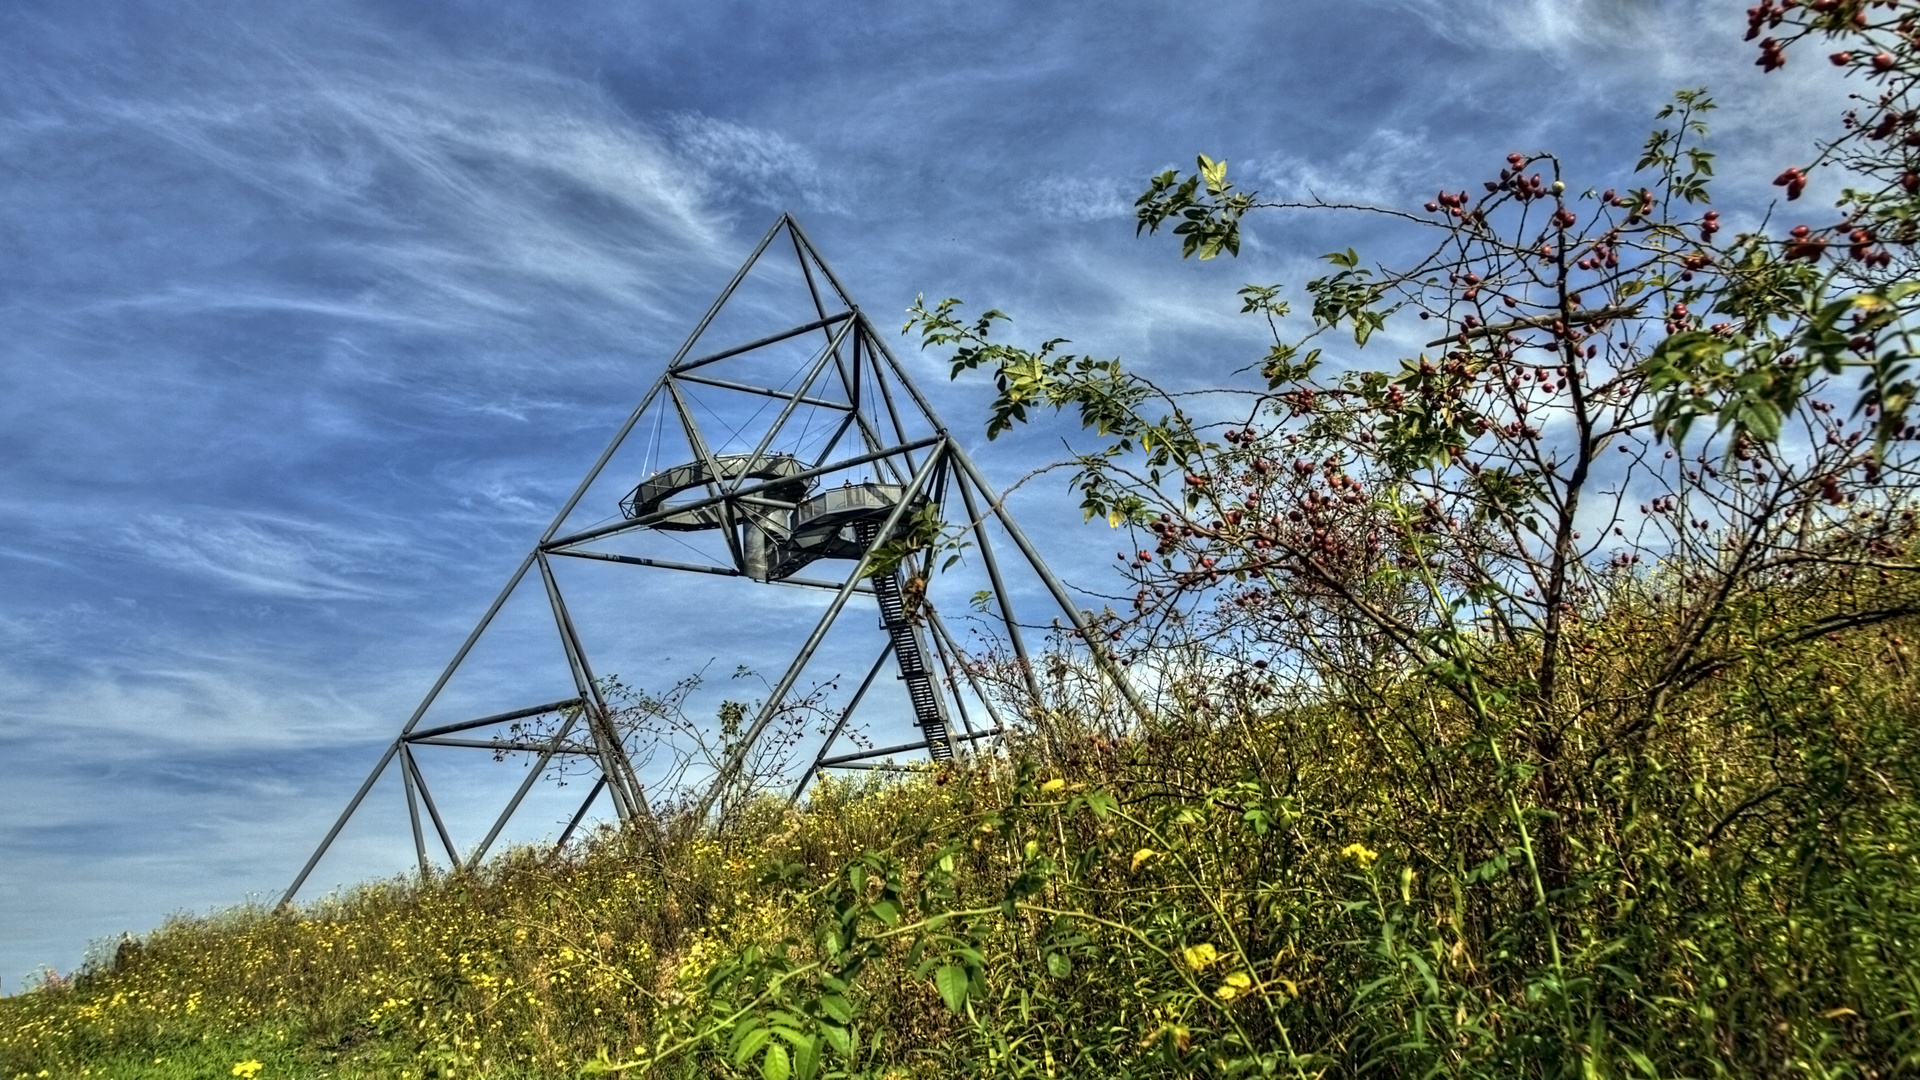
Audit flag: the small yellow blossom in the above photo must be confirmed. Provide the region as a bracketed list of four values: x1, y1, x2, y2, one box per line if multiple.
[1182, 943, 1220, 971]
[1040, 777, 1066, 794]
[1215, 971, 1253, 1000]
[231, 1061, 264, 1079]
[1138, 1023, 1192, 1053]
[1341, 843, 1380, 869]
[1131, 848, 1158, 872]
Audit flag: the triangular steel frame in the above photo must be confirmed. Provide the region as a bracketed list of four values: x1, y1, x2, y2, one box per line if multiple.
[280, 215, 1143, 904]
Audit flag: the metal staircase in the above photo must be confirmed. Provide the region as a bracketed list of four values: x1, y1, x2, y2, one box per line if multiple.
[857, 520, 953, 761]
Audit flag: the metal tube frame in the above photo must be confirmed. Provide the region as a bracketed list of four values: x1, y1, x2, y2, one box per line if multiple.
[400, 742, 429, 877]
[403, 699, 582, 742]
[672, 370, 852, 411]
[695, 441, 948, 821]
[403, 744, 460, 865]
[672, 311, 853, 376]
[463, 712, 581, 871]
[545, 548, 873, 594]
[552, 776, 609, 854]
[538, 555, 646, 822]
[947, 444, 1152, 723]
[278, 218, 792, 905]
[814, 726, 1003, 768]
[285, 214, 1145, 902]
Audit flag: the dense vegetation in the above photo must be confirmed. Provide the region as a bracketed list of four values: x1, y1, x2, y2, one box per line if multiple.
[10, 3, 1920, 1077]
[1, 607, 1916, 1078]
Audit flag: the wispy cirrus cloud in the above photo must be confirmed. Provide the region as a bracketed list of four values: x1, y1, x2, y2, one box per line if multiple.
[667, 112, 843, 214]
[1378, 0, 1663, 52]
[1028, 175, 1136, 222]
[0, 653, 383, 753]
[113, 511, 409, 601]
[38, 55, 724, 340]
[1242, 127, 1440, 207]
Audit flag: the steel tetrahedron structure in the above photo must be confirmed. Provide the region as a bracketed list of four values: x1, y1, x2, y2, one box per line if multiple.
[282, 215, 1138, 904]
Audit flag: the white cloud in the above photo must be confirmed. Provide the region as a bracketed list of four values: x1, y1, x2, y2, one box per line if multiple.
[1029, 175, 1136, 222]
[1375, 0, 1851, 206]
[1243, 127, 1440, 206]
[1, 36, 734, 352]
[666, 112, 842, 213]
[0, 653, 382, 753]
[115, 511, 407, 601]
[1380, 0, 1662, 53]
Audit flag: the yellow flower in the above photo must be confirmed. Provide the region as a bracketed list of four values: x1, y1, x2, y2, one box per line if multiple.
[1181, 943, 1220, 971]
[1131, 848, 1158, 872]
[1341, 843, 1380, 869]
[1215, 971, 1253, 1000]
[231, 1061, 264, 1079]
[1040, 777, 1066, 794]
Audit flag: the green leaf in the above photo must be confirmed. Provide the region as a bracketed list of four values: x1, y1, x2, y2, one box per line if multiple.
[1083, 790, 1118, 820]
[820, 1022, 852, 1058]
[795, 1033, 821, 1080]
[1624, 1047, 1661, 1078]
[1743, 400, 1782, 442]
[1354, 311, 1381, 347]
[818, 994, 853, 1025]
[762, 1043, 791, 1080]
[934, 964, 971, 1013]
[733, 1025, 771, 1067]
[1199, 154, 1228, 193]
[1046, 952, 1073, 978]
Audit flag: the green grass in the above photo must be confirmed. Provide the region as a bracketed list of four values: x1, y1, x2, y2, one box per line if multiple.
[23, 1028, 354, 1080]
[7, 601, 1920, 1078]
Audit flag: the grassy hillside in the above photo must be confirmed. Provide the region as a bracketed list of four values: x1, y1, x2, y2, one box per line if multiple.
[16, 13, 1920, 1072]
[5, 597, 1919, 1079]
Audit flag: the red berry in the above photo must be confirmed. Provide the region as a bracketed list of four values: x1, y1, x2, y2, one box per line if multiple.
[1874, 52, 1896, 72]
[1832, 51, 1854, 66]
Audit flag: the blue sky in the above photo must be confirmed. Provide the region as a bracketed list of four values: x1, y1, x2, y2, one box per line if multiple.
[0, 0, 1847, 984]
